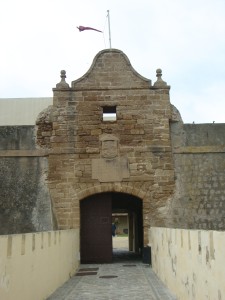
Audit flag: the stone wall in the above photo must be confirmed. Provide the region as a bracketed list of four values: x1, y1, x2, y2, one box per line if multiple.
[0, 126, 53, 234]
[0, 126, 36, 150]
[170, 122, 225, 230]
[37, 49, 175, 244]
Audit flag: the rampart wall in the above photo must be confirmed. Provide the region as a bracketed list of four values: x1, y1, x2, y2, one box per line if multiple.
[0, 229, 79, 300]
[0, 126, 53, 234]
[170, 123, 225, 230]
[149, 227, 225, 300]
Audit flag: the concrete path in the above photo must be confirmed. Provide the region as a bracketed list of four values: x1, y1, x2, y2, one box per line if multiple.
[47, 237, 177, 300]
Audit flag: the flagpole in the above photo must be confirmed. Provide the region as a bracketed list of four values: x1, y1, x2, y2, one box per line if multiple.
[107, 10, 112, 48]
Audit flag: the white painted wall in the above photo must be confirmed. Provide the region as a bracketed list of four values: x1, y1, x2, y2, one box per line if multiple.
[149, 227, 225, 300]
[0, 230, 79, 300]
[0, 98, 52, 125]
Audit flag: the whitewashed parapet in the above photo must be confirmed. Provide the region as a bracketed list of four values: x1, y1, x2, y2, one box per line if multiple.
[149, 227, 225, 300]
[0, 229, 80, 300]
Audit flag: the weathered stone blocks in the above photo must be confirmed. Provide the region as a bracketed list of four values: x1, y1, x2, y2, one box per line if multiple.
[35, 50, 176, 244]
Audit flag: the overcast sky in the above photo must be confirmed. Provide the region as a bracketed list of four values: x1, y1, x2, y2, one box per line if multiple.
[0, 0, 225, 123]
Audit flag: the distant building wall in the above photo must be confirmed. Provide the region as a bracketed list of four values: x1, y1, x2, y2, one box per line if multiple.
[149, 227, 225, 300]
[0, 98, 52, 125]
[0, 229, 79, 300]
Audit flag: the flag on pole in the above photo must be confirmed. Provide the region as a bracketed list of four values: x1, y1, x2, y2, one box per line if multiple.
[77, 26, 102, 33]
[77, 10, 111, 48]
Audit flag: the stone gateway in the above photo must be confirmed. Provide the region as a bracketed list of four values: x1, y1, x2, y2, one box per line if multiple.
[1, 49, 225, 262]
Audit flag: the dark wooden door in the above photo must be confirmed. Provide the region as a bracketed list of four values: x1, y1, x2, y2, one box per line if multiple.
[80, 193, 112, 263]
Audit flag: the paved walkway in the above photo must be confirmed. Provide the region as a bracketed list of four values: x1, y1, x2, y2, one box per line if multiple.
[47, 237, 177, 300]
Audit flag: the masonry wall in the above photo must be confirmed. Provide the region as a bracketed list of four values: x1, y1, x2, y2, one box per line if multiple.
[0, 229, 79, 300]
[36, 49, 175, 244]
[149, 227, 225, 300]
[170, 122, 225, 230]
[0, 126, 53, 234]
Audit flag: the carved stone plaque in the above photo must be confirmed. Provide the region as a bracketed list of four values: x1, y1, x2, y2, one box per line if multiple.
[101, 140, 118, 158]
[92, 157, 129, 182]
[92, 134, 130, 182]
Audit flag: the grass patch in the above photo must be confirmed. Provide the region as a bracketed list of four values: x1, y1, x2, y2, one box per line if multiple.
[117, 234, 128, 237]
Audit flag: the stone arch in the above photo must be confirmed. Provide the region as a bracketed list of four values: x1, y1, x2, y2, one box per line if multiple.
[75, 183, 151, 246]
[76, 183, 148, 203]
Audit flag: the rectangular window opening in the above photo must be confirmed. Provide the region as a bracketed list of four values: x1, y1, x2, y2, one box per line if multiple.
[103, 106, 117, 121]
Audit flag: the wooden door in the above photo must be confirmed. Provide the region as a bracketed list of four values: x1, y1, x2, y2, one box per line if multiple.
[80, 193, 112, 263]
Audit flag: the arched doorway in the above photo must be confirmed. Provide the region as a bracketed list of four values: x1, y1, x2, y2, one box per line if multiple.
[80, 192, 143, 263]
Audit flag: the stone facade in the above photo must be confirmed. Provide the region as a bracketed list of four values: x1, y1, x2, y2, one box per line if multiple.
[36, 50, 175, 244]
[0, 49, 225, 243]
